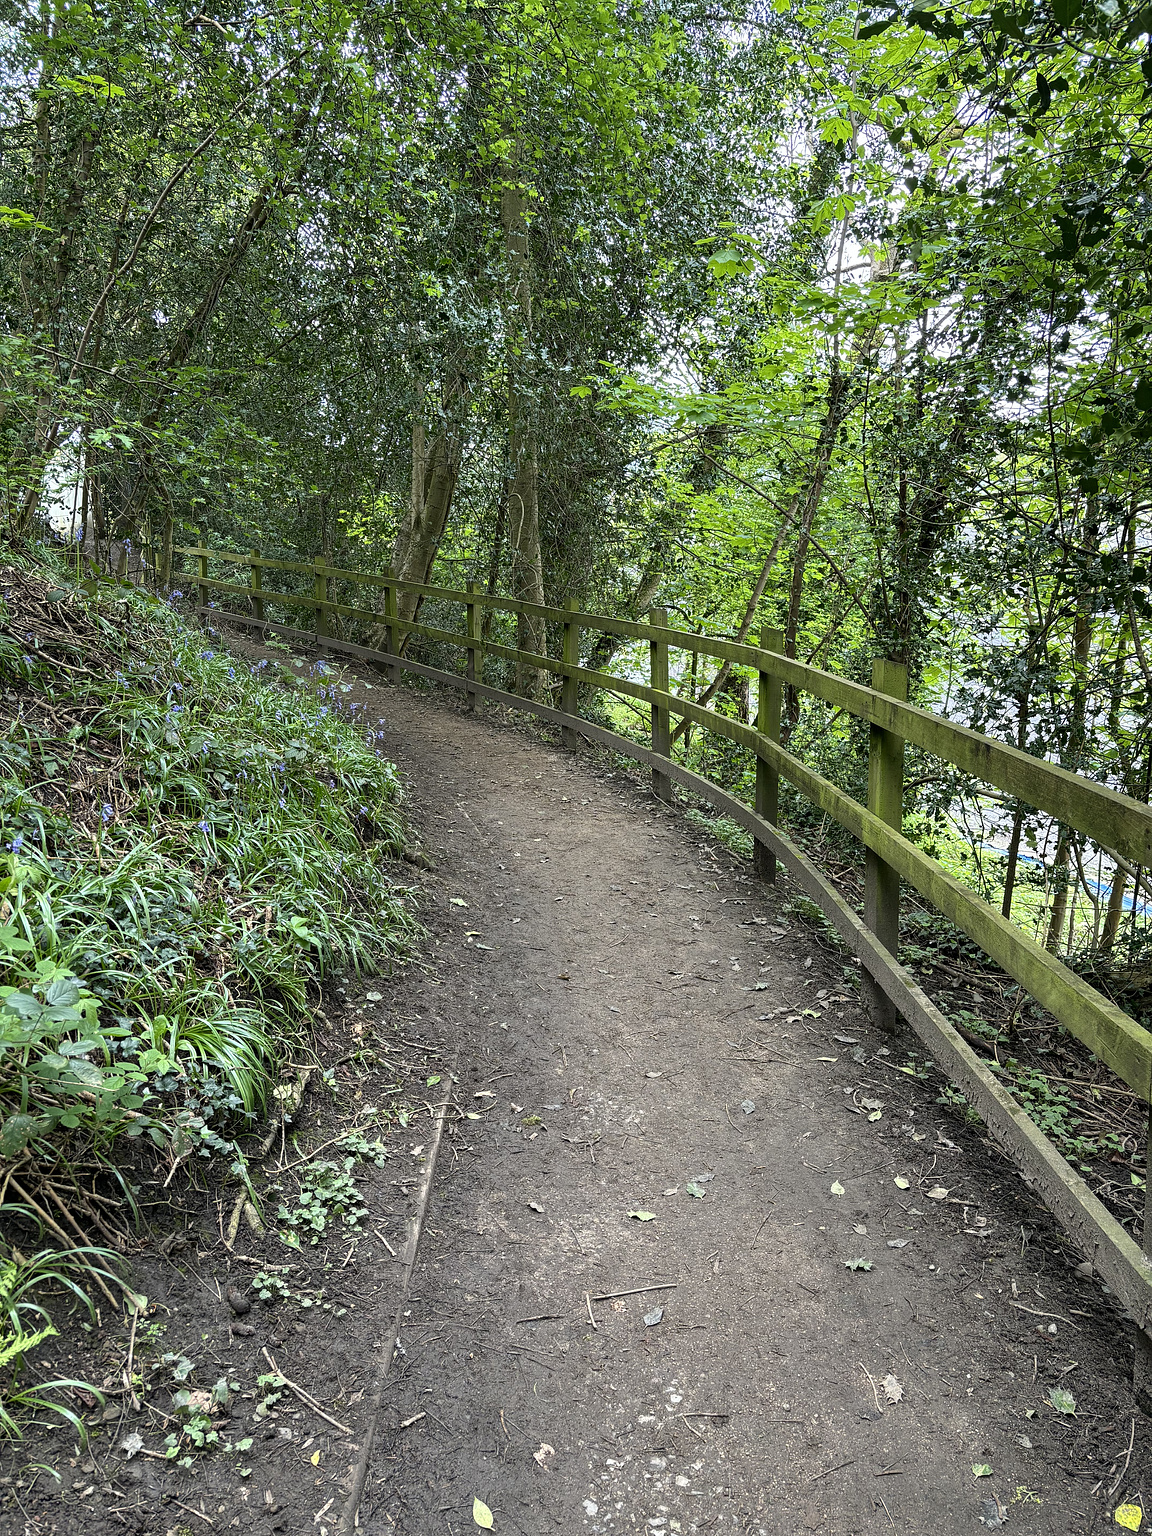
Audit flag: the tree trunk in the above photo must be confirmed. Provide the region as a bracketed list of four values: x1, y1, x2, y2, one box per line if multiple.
[388, 377, 467, 629]
[502, 181, 546, 697]
[1100, 870, 1128, 955]
[782, 366, 849, 738]
[1045, 519, 1095, 953]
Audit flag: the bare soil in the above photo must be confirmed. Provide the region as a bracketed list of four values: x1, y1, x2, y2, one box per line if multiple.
[5, 654, 1151, 1536]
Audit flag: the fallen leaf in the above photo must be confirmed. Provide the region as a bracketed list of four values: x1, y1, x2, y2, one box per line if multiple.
[644, 1307, 664, 1326]
[473, 1496, 494, 1529]
[119, 1433, 144, 1459]
[686, 1182, 707, 1199]
[868, 1109, 882, 1122]
[882, 1374, 903, 1404]
[533, 1443, 555, 1467]
[628, 1210, 657, 1222]
[972, 1463, 993, 1478]
[1115, 1503, 1143, 1530]
[365, 990, 383, 1002]
[844, 1257, 872, 1271]
[830, 1180, 845, 1197]
[894, 1176, 910, 1190]
[853, 1224, 867, 1235]
[979, 1495, 1008, 1528]
[663, 1186, 679, 1196]
[887, 1239, 910, 1249]
[740, 1099, 756, 1114]
[833, 1035, 859, 1044]
[526, 1201, 544, 1213]
[1048, 1386, 1076, 1415]
[860, 1098, 882, 1111]
[926, 1186, 950, 1200]
[310, 1450, 321, 1466]
[815, 1056, 837, 1063]
[645, 1071, 662, 1079]
[450, 897, 468, 906]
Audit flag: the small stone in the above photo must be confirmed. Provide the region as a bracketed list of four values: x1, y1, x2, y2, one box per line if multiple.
[1074, 1260, 1093, 1279]
[231, 1322, 256, 1337]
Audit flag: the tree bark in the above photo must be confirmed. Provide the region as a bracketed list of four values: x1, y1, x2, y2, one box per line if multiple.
[783, 365, 850, 738]
[387, 368, 468, 634]
[502, 181, 546, 697]
[1045, 516, 1096, 952]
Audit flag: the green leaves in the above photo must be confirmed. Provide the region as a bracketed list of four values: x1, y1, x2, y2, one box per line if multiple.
[1048, 1387, 1076, 1415]
[706, 248, 753, 280]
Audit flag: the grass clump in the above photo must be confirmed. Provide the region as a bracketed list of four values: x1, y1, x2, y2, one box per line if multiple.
[0, 553, 417, 1181]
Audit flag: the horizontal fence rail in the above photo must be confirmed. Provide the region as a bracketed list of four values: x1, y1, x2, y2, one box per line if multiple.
[160, 540, 1152, 1378]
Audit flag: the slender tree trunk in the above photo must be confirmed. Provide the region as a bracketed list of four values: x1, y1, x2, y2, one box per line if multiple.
[1045, 518, 1095, 952]
[481, 469, 508, 642]
[388, 373, 468, 629]
[1002, 623, 1037, 921]
[782, 366, 849, 738]
[1100, 870, 1128, 955]
[502, 181, 546, 697]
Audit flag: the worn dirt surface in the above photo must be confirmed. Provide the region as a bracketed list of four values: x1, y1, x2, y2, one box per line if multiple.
[5, 652, 1152, 1536]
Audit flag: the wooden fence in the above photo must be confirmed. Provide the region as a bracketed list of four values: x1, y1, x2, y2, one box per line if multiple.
[164, 541, 1152, 1391]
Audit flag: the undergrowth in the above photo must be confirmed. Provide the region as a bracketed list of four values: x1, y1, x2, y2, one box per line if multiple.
[0, 548, 418, 1430]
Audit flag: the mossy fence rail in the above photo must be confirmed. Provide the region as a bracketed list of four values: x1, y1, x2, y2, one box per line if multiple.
[168, 541, 1152, 1390]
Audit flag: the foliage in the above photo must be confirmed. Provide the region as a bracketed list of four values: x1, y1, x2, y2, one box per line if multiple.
[0, 555, 417, 1174]
[0, 1245, 111, 1439]
[274, 1158, 369, 1246]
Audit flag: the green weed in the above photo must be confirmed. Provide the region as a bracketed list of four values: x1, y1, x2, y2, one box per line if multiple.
[684, 807, 754, 859]
[273, 1157, 367, 1246]
[0, 558, 418, 1173]
[0, 1246, 112, 1438]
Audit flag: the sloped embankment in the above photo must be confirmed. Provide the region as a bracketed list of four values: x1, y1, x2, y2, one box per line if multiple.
[0, 553, 419, 1426]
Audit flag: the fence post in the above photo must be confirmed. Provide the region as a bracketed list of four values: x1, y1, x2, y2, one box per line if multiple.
[465, 580, 480, 712]
[250, 550, 264, 628]
[649, 605, 672, 803]
[314, 556, 329, 643]
[562, 597, 581, 750]
[864, 656, 908, 1032]
[197, 540, 208, 611]
[384, 569, 400, 684]
[754, 625, 784, 882]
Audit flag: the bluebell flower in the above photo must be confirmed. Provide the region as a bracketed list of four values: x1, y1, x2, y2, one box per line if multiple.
[102, 803, 113, 823]
[9, 834, 24, 853]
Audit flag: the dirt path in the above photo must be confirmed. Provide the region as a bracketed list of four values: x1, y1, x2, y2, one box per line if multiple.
[350, 681, 1148, 1535]
[6, 657, 1145, 1536]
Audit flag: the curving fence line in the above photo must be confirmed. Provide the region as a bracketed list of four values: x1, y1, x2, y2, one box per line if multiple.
[165, 541, 1152, 1395]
